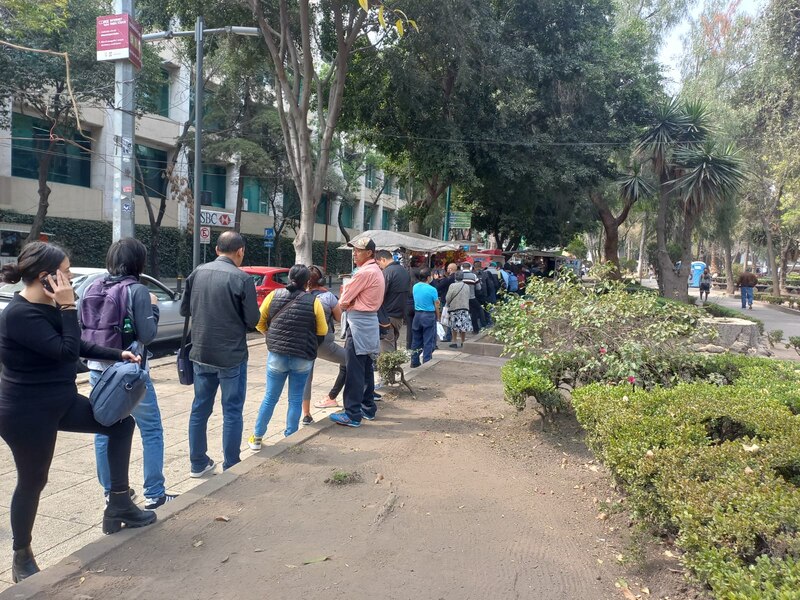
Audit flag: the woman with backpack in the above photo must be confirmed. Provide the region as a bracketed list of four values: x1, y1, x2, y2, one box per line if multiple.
[0, 242, 155, 583]
[81, 238, 176, 510]
[300, 265, 346, 424]
[247, 265, 328, 449]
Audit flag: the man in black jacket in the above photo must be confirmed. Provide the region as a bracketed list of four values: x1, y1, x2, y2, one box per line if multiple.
[376, 250, 411, 352]
[180, 232, 260, 477]
[474, 260, 496, 325]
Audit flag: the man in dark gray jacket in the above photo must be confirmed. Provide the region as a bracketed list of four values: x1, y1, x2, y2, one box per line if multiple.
[180, 231, 260, 477]
[376, 250, 410, 352]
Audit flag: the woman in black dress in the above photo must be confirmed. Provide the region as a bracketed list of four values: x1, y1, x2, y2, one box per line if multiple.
[0, 242, 156, 583]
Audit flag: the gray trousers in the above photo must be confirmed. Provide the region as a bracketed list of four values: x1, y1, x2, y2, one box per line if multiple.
[303, 336, 347, 402]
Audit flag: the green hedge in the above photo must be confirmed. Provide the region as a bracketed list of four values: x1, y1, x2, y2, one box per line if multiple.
[0, 211, 353, 278]
[702, 302, 765, 334]
[572, 356, 800, 599]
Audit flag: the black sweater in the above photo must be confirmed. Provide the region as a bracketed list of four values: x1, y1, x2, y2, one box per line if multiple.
[0, 294, 123, 388]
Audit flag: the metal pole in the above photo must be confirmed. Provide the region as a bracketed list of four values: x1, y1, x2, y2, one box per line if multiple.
[192, 16, 204, 270]
[443, 185, 452, 241]
[112, 0, 136, 242]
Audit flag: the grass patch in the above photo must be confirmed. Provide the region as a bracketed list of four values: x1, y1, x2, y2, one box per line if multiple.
[325, 470, 362, 485]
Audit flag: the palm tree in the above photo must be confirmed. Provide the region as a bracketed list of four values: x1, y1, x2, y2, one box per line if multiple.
[636, 98, 713, 300]
[671, 141, 747, 297]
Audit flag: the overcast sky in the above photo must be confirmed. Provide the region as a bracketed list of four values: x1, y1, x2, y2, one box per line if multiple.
[658, 0, 763, 90]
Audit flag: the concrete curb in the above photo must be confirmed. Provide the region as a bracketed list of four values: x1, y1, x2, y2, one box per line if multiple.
[0, 354, 442, 599]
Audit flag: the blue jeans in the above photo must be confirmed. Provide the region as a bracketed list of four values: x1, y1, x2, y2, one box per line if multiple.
[253, 352, 313, 438]
[741, 286, 754, 308]
[410, 311, 437, 366]
[189, 361, 248, 472]
[91, 370, 165, 499]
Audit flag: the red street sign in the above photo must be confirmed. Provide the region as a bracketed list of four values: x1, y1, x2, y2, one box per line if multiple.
[96, 14, 142, 70]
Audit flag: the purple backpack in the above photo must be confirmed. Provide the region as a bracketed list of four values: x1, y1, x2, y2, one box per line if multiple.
[80, 277, 137, 349]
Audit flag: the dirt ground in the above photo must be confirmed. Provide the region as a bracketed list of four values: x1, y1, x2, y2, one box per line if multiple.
[34, 356, 703, 600]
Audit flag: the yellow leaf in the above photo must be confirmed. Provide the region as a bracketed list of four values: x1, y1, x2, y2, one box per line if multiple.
[378, 6, 386, 29]
[358, 0, 368, 12]
[396, 19, 404, 37]
[408, 19, 419, 32]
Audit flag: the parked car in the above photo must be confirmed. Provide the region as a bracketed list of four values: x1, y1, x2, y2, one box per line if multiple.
[0, 268, 186, 344]
[240, 266, 290, 306]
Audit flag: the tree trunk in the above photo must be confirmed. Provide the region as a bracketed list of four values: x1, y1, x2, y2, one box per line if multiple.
[723, 237, 735, 294]
[762, 217, 779, 295]
[780, 241, 792, 294]
[25, 141, 57, 245]
[655, 187, 682, 298]
[337, 199, 352, 243]
[676, 211, 696, 303]
[637, 216, 648, 280]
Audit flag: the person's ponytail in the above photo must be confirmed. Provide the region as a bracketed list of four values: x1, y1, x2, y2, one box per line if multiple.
[285, 264, 311, 293]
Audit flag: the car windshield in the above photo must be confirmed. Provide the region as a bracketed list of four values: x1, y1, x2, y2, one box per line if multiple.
[248, 274, 265, 286]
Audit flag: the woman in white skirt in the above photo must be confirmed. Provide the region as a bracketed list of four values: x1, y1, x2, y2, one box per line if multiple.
[445, 271, 473, 348]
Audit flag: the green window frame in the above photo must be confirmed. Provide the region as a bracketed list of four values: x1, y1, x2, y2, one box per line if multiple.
[363, 205, 375, 229]
[11, 112, 91, 187]
[243, 177, 269, 214]
[202, 165, 227, 208]
[339, 202, 354, 228]
[365, 165, 376, 189]
[399, 186, 406, 201]
[135, 144, 167, 199]
[382, 208, 391, 230]
[137, 68, 170, 118]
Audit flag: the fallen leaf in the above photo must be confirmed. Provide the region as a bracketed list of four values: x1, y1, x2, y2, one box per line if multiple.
[79, 576, 85, 584]
[221, 555, 230, 564]
[254, 548, 264, 553]
[215, 515, 230, 522]
[444, 434, 451, 438]
[303, 556, 330, 565]
[193, 540, 204, 548]
[374, 473, 384, 484]
[641, 587, 651, 595]
[597, 513, 608, 521]
[620, 588, 637, 600]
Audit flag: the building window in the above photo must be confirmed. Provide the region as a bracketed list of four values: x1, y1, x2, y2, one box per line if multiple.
[339, 202, 354, 228]
[399, 185, 406, 201]
[315, 195, 330, 225]
[242, 177, 269, 214]
[365, 165, 376, 189]
[382, 177, 393, 195]
[11, 112, 91, 187]
[382, 208, 392, 230]
[195, 164, 227, 208]
[282, 185, 301, 221]
[363, 205, 375, 229]
[135, 145, 167, 199]
[137, 68, 170, 118]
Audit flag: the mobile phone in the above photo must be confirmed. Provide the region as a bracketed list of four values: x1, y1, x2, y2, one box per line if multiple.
[40, 272, 57, 293]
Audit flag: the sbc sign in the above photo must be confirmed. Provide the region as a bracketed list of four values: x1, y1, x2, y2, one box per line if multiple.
[200, 210, 235, 228]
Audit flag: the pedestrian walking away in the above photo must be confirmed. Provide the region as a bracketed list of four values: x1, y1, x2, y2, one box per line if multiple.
[80, 238, 177, 510]
[461, 262, 483, 333]
[699, 268, 712, 303]
[410, 268, 441, 367]
[0, 243, 155, 583]
[248, 265, 328, 449]
[330, 237, 385, 428]
[180, 232, 260, 476]
[445, 271, 472, 349]
[376, 249, 410, 353]
[473, 260, 497, 325]
[302, 265, 347, 420]
[737, 268, 758, 310]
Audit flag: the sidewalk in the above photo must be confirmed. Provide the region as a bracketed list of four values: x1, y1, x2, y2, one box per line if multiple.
[0, 337, 428, 591]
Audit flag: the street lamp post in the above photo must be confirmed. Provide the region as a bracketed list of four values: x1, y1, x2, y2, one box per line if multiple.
[142, 18, 259, 269]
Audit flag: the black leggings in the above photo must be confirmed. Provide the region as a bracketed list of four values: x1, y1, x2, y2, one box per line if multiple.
[0, 385, 134, 550]
[328, 365, 346, 400]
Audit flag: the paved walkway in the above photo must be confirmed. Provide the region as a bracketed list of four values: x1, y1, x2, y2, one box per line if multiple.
[0, 337, 455, 591]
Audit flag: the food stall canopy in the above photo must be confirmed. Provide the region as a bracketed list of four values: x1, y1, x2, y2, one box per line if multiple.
[339, 230, 461, 253]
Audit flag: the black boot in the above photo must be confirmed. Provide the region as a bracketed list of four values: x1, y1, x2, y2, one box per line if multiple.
[103, 490, 157, 535]
[12, 546, 40, 583]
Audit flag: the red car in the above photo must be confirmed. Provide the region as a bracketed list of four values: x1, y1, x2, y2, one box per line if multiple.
[240, 266, 291, 306]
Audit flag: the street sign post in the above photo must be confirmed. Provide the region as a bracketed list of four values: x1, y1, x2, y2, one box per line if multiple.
[199, 226, 211, 245]
[264, 227, 275, 240]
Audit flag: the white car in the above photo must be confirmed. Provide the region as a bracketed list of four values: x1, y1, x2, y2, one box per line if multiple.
[0, 268, 185, 345]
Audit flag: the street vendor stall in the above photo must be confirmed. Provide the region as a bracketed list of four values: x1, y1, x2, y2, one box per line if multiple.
[341, 230, 462, 254]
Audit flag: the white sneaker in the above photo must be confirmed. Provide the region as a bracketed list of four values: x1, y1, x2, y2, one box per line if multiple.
[189, 459, 215, 478]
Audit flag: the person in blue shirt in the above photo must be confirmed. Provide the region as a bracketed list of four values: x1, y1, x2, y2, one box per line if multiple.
[410, 268, 440, 368]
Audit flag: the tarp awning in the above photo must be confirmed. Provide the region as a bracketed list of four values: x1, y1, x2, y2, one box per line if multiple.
[339, 230, 461, 253]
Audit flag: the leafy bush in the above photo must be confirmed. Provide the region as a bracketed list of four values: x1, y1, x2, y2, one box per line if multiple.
[491, 275, 710, 358]
[768, 330, 784, 348]
[573, 357, 800, 598]
[500, 357, 562, 412]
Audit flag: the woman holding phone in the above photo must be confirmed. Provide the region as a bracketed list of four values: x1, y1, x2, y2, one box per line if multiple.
[0, 242, 155, 583]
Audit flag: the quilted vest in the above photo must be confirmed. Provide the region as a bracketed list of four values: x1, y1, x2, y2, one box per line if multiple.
[266, 290, 318, 360]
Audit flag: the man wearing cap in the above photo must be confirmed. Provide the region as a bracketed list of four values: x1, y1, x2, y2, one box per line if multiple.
[330, 237, 385, 428]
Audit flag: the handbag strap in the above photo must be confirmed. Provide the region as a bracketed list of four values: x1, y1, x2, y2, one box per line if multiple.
[266, 291, 306, 330]
[180, 315, 190, 351]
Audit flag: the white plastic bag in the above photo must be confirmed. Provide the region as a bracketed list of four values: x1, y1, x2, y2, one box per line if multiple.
[436, 322, 447, 341]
